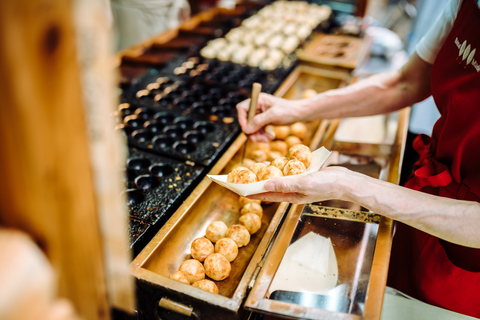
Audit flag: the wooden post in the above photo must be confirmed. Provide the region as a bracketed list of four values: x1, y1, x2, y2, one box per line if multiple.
[0, 0, 134, 319]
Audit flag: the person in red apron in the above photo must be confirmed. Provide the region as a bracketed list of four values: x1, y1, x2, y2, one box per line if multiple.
[235, 0, 480, 317]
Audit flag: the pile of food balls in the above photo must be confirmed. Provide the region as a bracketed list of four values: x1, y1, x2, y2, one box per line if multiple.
[168, 196, 264, 294]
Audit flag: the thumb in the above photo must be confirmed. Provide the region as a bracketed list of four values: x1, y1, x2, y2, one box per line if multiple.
[264, 177, 297, 193]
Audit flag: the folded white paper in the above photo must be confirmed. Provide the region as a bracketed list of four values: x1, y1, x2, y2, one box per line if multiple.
[207, 146, 331, 196]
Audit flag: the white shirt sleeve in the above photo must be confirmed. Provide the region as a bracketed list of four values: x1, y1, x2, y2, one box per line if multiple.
[415, 0, 462, 64]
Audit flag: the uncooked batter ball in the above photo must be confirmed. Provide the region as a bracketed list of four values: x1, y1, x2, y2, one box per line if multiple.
[285, 135, 303, 149]
[270, 140, 288, 156]
[271, 157, 289, 172]
[257, 165, 283, 181]
[239, 196, 261, 207]
[249, 162, 267, 176]
[239, 213, 262, 234]
[290, 122, 307, 140]
[205, 221, 228, 243]
[273, 126, 290, 140]
[192, 279, 219, 294]
[191, 237, 214, 262]
[168, 270, 190, 284]
[283, 159, 307, 176]
[226, 225, 251, 247]
[204, 253, 231, 281]
[178, 259, 205, 284]
[227, 166, 258, 184]
[240, 202, 263, 218]
[287, 144, 312, 168]
[214, 238, 238, 262]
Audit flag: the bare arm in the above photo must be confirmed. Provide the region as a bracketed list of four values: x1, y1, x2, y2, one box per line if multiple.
[249, 167, 480, 248]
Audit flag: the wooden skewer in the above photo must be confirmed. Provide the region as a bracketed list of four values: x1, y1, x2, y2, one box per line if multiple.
[241, 83, 262, 165]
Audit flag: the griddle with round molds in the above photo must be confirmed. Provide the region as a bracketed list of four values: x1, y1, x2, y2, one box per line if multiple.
[123, 148, 205, 254]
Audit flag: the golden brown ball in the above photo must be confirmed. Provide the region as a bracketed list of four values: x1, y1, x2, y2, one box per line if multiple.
[168, 271, 190, 284]
[178, 259, 205, 284]
[214, 238, 238, 262]
[266, 151, 283, 162]
[227, 166, 258, 184]
[226, 225, 251, 247]
[239, 213, 262, 234]
[283, 159, 307, 176]
[205, 221, 228, 243]
[286, 144, 312, 168]
[270, 157, 289, 172]
[204, 253, 231, 281]
[301, 88, 318, 99]
[240, 202, 263, 218]
[192, 279, 219, 294]
[191, 237, 215, 262]
[285, 135, 303, 149]
[251, 141, 271, 153]
[290, 122, 307, 140]
[273, 126, 291, 140]
[270, 140, 288, 156]
[249, 149, 267, 162]
[257, 165, 283, 181]
[249, 162, 267, 176]
[238, 196, 261, 207]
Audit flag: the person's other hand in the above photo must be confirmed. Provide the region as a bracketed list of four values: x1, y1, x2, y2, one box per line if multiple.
[236, 93, 302, 142]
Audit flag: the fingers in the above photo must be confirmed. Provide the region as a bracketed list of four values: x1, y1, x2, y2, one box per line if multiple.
[236, 93, 274, 135]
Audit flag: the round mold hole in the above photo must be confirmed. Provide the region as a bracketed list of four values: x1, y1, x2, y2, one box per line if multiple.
[154, 112, 175, 124]
[193, 121, 215, 133]
[119, 105, 136, 117]
[135, 174, 159, 191]
[173, 140, 196, 154]
[192, 101, 208, 114]
[127, 157, 151, 171]
[134, 108, 155, 120]
[152, 135, 174, 149]
[184, 130, 205, 144]
[120, 168, 137, 182]
[173, 117, 194, 130]
[163, 125, 184, 139]
[131, 129, 152, 143]
[122, 189, 145, 206]
[144, 120, 164, 133]
[124, 115, 144, 129]
[211, 106, 231, 118]
[149, 163, 174, 177]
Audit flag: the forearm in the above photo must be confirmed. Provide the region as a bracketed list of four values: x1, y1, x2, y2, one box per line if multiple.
[343, 173, 480, 248]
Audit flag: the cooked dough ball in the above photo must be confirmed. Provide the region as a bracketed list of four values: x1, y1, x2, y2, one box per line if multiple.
[301, 89, 318, 99]
[287, 144, 312, 168]
[227, 166, 258, 184]
[227, 224, 251, 247]
[257, 165, 283, 181]
[214, 238, 238, 262]
[191, 237, 214, 262]
[273, 126, 290, 140]
[285, 135, 303, 148]
[204, 253, 231, 281]
[270, 140, 288, 156]
[239, 196, 261, 207]
[169, 271, 190, 284]
[249, 162, 267, 176]
[283, 159, 307, 176]
[241, 158, 256, 169]
[205, 221, 228, 243]
[239, 213, 262, 235]
[267, 151, 282, 161]
[252, 142, 270, 153]
[271, 157, 289, 172]
[179, 259, 205, 284]
[240, 202, 263, 218]
[249, 149, 267, 162]
[192, 279, 219, 294]
[290, 122, 307, 140]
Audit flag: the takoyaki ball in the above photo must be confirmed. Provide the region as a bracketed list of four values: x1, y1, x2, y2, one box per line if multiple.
[301, 88, 318, 99]
[205, 221, 228, 243]
[169, 271, 190, 284]
[214, 238, 238, 262]
[271, 157, 289, 172]
[249, 162, 267, 176]
[257, 165, 283, 181]
[179, 259, 205, 284]
[283, 159, 307, 176]
[227, 166, 258, 184]
[285, 135, 303, 149]
[273, 126, 290, 140]
[241, 158, 256, 169]
[240, 202, 263, 218]
[249, 149, 267, 162]
[287, 144, 312, 168]
[239, 213, 262, 235]
[270, 140, 288, 156]
[239, 196, 261, 207]
[226, 224, 251, 247]
[192, 279, 219, 294]
[267, 151, 282, 162]
[290, 122, 307, 140]
[252, 141, 271, 154]
[204, 253, 231, 281]
[191, 237, 215, 262]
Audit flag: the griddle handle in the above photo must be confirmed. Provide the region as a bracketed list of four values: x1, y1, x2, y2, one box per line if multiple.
[158, 297, 200, 319]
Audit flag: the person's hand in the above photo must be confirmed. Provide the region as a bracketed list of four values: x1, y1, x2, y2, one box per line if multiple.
[247, 166, 358, 204]
[236, 93, 303, 142]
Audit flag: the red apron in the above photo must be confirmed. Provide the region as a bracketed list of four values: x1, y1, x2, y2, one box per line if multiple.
[387, 0, 480, 317]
